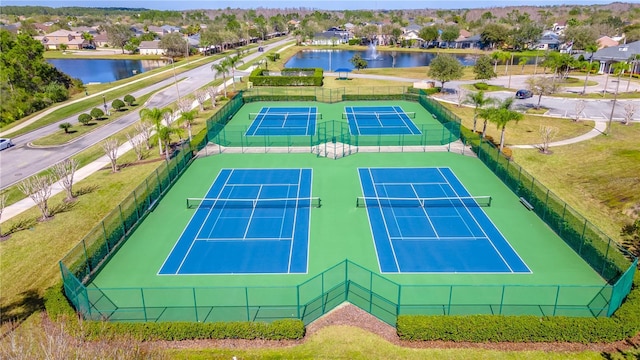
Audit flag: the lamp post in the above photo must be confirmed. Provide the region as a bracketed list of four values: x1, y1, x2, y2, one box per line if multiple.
[102, 95, 109, 116]
[166, 57, 181, 102]
[606, 72, 622, 135]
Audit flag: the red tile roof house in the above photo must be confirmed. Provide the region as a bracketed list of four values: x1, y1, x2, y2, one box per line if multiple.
[39, 29, 88, 50]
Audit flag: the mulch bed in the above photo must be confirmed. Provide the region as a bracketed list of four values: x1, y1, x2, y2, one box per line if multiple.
[148, 303, 640, 353]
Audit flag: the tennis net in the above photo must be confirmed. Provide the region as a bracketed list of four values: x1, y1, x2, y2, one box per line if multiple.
[342, 111, 416, 119]
[187, 197, 322, 209]
[248, 112, 322, 120]
[356, 196, 492, 208]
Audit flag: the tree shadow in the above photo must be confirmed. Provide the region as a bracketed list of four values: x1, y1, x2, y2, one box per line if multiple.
[2, 217, 37, 236]
[74, 184, 99, 197]
[0, 289, 44, 326]
[50, 200, 78, 216]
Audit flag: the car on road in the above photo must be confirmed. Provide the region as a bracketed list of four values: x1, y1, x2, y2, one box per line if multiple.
[0, 138, 14, 151]
[515, 89, 533, 99]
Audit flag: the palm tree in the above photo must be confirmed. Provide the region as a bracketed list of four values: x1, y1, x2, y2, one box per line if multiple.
[464, 91, 495, 133]
[582, 44, 599, 95]
[488, 107, 523, 151]
[211, 60, 231, 98]
[157, 126, 177, 159]
[180, 110, 196, 141]
[139, 107, 173, 156]
[225, 55, 244, 91]
[59, 122, 72, 134]
[479, 97, 514, 139]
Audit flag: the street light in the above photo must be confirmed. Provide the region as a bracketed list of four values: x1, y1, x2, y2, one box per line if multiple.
[165, 57, 181, 102]
[102, 95, 110, 116]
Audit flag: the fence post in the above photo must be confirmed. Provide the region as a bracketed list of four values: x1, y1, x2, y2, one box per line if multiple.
[245, 287, 250, 321]
[369, 272, 373, 313]
[499, 285, 505, 315]
[579, 219, 588, 255]
[193, 288, 198, 322]
[553, 286, 560, 316]
[141, 288, 148, 322]
[82, 239, 91, 272]
[296, 284, 301, 319]
[447, 286, 453, 315]
[101, 222, 110, 253]
[118, 204, 125, 234]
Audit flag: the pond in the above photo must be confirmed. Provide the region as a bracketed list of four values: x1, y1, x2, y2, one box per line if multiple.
[284, 49, 535, 71]
[47, 58, 167, 84]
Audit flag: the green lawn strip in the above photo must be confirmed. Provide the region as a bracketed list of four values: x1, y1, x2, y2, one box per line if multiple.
[166, 326, 603, 360]
[551, 92, 640, 100]
[30, 91, 160, 146]
[511, 122, 640, 239]
[443, 102, 594, 145]
[460, 83, 507, 92]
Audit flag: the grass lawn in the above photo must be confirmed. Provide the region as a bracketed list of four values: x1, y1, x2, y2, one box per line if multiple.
[511, 122, 640, 239]
[443, 102, 594, 146]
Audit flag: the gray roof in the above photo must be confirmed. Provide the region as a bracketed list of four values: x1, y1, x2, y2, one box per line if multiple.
[592, 41, 640, 61]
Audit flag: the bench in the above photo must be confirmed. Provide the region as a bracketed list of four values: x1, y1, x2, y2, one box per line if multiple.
[519, 197, 534, 211]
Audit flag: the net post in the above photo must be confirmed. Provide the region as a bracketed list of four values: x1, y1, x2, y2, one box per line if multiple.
[140, 288, 148, 322]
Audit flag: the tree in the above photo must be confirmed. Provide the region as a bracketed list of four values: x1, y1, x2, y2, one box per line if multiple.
[542, 52, 577, 79]
[157, 125, 178, 159]
[106, 24, 133, 54]
[126, 131, 146, 161]
[59, 43, 68, 53]
[481, 23, 509, 50]
[206, 86, 218, 108]
[484, 99, 523, 151]
[139, 107, 172, 155]
[18, 174, 54, 221]
[135, 121, 152, 150]
[464, 91, 495, 133]
[211, 60, 230, 98]
[50, 158, 78, 202]
[180, 110, 197, 141]
[419, 26, 439, 45]
[59, 122, 72, 133]
[102, 138, 119, 172]
[526, 76, 562, 109]
[160, 32, 188, 59]
[428, 54, 463, 89]
[623, 103, 637, 126]
[509, 23, 542, 50]
[518, 56, 529, 74]
[78, 113, 92, 125]
[111, 99, 125, 111]
[440, 25, 460, 44]
[562, 25, 598, 51]
[350, 54, 368, 71]
[123, 94, 136, 106]
[574, 100, 586, 122]
[90, 108, 105, 120]
[194, 89, 207, 111]
[538, 125, 559, 154]
[224, 56, 244, 91]
[473, 55, 496, 81]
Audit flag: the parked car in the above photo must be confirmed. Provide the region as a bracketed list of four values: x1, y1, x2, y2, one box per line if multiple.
[0, 138, 14, 151]
[515, 89, 533, 99]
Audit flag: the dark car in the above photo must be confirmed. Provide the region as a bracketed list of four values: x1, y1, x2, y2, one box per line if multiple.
[515, 89, 533, 99]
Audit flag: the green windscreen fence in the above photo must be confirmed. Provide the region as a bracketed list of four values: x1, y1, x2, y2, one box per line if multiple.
[59, 88, 636, 325]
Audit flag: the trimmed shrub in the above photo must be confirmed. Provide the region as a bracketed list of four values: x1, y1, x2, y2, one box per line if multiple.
[123, 94, 136, 106]
[249, 68, 323, 86]
[78, 113, 92, 125]
[44, 284, 76, 320]
[90, 107, 105, 119]
[473, 82, 489, 90]
[348, 38, 361, 45]
[111, 99, 126, 111]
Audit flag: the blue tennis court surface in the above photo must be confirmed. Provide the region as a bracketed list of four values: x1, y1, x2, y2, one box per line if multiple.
[159, 169, 315, 275]
[245, 107, 318, 136]
[358, 167, 530, 274]
[345, 106, 421, 135]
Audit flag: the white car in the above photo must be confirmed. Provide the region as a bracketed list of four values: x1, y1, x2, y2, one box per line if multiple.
[0, 138, 14, 150]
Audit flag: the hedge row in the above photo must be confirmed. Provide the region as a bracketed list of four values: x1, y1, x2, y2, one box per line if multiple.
[44, 284, 305, 341]
[341, 94, 420, 101]
[248, 68, 323, 86]
[244, 95, 317, 102]
[397, 274, 640, 343]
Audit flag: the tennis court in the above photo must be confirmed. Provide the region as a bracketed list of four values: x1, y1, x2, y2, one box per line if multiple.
[358, 167, 530, 273]
[245, 106, 319, 136]
[158, 168, 319, 275]
[344, 106, 421, 135]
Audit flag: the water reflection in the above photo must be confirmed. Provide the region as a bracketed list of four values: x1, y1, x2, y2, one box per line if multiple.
[285, 50, 534, 71]
[47, 58, 167, 84]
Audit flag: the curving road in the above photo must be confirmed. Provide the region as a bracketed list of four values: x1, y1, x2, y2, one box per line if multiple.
[0, 37, 293, 190]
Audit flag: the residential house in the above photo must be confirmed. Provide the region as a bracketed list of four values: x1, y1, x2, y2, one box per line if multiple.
[147, 25, 166, 37]
[92, 32, 109, 47]
[455, 34, 482, 49]
[311, 30, 349, 45]
[161, 25, 182, 34]
[534, 32, 560, 50]
[138, 40, 165, 55]
[401, 24, 423, 47]
[591, 40, 640, 74]
[39, 29, 88, 50]
[597, 36, 619, 49]
[0, 23, 20, 33]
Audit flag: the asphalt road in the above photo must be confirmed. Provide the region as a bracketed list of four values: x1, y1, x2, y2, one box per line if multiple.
[0, 37, 293, 190]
